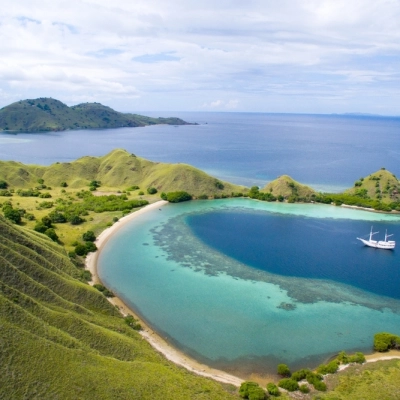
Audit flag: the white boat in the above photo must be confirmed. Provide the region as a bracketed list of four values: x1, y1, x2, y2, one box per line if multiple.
[357, 227, 395, 250]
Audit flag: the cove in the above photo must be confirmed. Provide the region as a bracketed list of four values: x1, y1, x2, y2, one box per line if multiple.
[98, 199, 400, 376]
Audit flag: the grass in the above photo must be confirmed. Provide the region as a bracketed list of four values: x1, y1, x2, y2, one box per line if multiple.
[0, 215, 238, 399]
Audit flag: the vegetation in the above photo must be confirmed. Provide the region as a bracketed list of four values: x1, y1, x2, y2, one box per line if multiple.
[161, 190, 193, 203]
[0, 97, 193, 132]
[277, 378, 299, 392]
[374, 332, 400, 352]
[239, 381, 266, 399]
[0, 216, 237, 399]
[277, 363, 291, 377]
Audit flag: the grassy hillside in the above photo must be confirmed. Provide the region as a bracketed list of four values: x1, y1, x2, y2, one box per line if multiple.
[346, 168, 400, 203]
[261, 175, 316, 200]
[0, 215, 237, 399]
[0, 148, 244, 196]
[0, 98, 192, 132]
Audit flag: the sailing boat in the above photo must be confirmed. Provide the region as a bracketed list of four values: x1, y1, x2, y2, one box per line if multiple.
[357, 226, 395, 250]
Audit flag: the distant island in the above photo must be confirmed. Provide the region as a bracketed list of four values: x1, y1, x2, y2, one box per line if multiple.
[0, 97, 193, 132]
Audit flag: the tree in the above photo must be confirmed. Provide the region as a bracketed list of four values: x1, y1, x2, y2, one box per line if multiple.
[69, 215, 84, 225]
[374, 332, 400, 352]
[0, 180, 8, 189]
[34, 222, 48, 233]
[75, 243, 87, 256]
[277, 363, 291, 377]
[239, 382, 265, 399]
[60, 181, 68, 187]
[41, 215, 53, 228]
[82, 230, 96, 242]
[85, 241, 97, 253]
[48, 210, 67, 223]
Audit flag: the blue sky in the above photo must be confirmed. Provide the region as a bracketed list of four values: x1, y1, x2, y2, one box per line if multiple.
[1, 0, 400, 114]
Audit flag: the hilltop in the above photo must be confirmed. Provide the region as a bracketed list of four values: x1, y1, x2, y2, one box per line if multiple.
[262, 175, 316, 200]
[0, 98, 192, 132]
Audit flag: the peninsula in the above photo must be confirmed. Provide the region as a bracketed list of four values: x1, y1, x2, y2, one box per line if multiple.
[0, 97, 193, 132]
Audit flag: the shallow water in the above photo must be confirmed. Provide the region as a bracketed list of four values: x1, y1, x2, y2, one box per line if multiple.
[98, 199, 400, 375]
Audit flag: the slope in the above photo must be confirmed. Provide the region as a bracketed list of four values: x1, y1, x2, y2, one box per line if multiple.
[0, 215, 237, 399]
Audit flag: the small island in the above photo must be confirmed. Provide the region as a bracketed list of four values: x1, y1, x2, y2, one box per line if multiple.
[0, 97, 194, 132]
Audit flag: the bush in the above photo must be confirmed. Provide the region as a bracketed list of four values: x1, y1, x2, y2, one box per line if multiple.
[374, 332, 400, 352]
[82, 230, 96, 242]
[34, 222, 48, 233]
[266, 382, 280, 395]
[147, 187, 157, 194]
[238, 382, 266, 399]
[124, 315, 142, 331]
[291, 369, 310, 381]
[60, 181, 68, 187]
[69, 215, 84, 225]
[316, 360, 339, 375]
[3, 206, 21, 224]
[44, 228, 58, 242]
[313, 380, 327, 392]
[0, 180, 8, 189]
[75, 244, 88, 256]
[277, 363, 291, 377]
[93, 283, 114, 298]
[336, 351, 349, 364]
[85, 241, 97, 253]
[348, 352, 366, 364]
[166, 191, 192, 203]
[299, 384, 310, 393]
[48, 210, 67, 223]
[278, 378, 298, 392]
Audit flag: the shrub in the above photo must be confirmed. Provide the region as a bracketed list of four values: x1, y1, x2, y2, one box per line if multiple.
[60, 181, 68, 187]
[266, 382, 280, 395]
[38, 201, 54, 209]
[291, 369, 310, 381]
[215, 180, 224, 190]
[93, 284, 114, 297]
[44, 228, 58, 242]
[239, 382, 260, 398]
[127, 185, 139, 191]
[85, 242, 97, 253]
[75, 244, 88, 256]
[3, 206, 21, 224]
[278, 378, 299, 392]
[316, 360, 339, 375]
[48, 210, 67, 223]
[374, 332, 400, 352]
[69, 215, 84, 225]
[166, 191, 192, 203]
[336, 351, 349, 364]
[197, 194, 209, 199]
[0, 180, 8, 189]
[277, 363, 291, 377]
[82, 230, 96, 242]
[124, 315, 142, 331]
[299, 384, 310, 393]
[34, 222, 48, 233]
[348, 352, 366, 364]
[147, 187, 157, 194]
[313, 380, 327, 392]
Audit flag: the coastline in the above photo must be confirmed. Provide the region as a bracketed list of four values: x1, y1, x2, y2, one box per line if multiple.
[85, 200, 244, 387]
[85, 199, 400, 387]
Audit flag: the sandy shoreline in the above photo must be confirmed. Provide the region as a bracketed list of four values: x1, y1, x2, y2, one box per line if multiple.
[85, 200, 400, 387]
[85, 200, 244, 387]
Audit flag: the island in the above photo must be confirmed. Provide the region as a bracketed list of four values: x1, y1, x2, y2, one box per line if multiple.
[0, 97, 194, 132]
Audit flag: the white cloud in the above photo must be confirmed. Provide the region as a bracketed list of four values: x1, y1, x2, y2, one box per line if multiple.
[0, 1, 400, 113]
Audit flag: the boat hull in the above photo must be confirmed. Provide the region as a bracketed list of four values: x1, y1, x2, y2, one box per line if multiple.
[357, 238, 395, 250]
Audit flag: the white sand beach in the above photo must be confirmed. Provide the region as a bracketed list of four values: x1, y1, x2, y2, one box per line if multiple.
[85, 200, 244, 387]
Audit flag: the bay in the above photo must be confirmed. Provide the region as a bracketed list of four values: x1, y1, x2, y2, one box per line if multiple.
[98, 199, 400, 375]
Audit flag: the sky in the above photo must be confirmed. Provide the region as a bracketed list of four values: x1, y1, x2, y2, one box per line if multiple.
[1, 0, 400, 114]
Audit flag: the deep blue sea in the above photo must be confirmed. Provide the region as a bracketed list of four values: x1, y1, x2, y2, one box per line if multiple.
[3, 112, 400, 377]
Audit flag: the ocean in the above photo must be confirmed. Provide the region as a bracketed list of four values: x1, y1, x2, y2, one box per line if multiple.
[3, 112, 400, 375]
[2, 112, 400, 191]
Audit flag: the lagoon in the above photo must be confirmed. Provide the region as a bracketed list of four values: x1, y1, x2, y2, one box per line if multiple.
[98, 199, 400, 375]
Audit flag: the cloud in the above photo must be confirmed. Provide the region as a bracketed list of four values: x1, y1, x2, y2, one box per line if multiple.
[0, 1, 400, 113]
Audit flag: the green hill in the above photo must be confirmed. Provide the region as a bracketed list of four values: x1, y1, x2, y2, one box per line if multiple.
[261, 175, 316, 200]
[0, 148, 245, 196]
[346, 168, 400, 203]
[0, 98, 192, 132]
[0, 215, 237, 399]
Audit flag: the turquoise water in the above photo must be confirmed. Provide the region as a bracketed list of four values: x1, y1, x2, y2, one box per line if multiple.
[98, 199, 400, 375]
